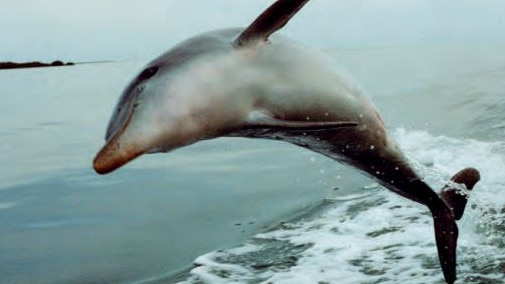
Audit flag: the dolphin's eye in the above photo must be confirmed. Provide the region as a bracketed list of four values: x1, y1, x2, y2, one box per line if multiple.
[138, 66, 159, 81]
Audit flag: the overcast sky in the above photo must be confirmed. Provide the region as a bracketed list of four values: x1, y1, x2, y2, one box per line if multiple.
[2, 0, 505, 62]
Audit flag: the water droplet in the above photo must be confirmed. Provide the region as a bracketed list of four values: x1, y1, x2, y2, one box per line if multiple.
[324, 112, 329, 116]
[310, 157, 316, 163]
[359, 114, 364, 118]
[394, 167, 399, 171]
[363, 183, 379, 190]
[319, 169, 326, 174]
[370, 145, 375, 150]
[306, 116, 311, 121]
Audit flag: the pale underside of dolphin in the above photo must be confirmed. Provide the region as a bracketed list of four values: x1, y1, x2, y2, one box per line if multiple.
[93, 0, 481, 283]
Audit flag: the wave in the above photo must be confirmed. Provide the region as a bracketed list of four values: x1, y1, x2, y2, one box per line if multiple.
[0, 202, 17, 211]
[178, 128, 505, 284]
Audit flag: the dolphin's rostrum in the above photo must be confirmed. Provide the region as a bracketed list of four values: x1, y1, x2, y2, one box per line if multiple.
[93, 1, 480, 283]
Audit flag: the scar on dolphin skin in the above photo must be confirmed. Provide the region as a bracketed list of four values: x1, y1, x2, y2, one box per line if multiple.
[93, 0, 481, 283]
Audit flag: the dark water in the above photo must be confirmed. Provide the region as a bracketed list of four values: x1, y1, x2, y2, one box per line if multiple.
[2, 45, 505, 283]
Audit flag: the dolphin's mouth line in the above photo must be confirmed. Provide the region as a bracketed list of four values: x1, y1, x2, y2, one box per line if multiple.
[105, 81, 145, 141]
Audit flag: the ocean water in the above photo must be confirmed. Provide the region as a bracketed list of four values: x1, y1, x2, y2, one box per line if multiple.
[1, 45, 505, 284]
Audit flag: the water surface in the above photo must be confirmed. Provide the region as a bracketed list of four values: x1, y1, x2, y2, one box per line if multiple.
[1, 45, 505, 283]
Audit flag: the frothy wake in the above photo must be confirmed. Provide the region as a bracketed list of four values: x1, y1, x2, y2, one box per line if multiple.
[177, 128, 505, 284]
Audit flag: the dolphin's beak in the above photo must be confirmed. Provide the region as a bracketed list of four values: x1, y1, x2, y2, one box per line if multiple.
[93, 92, 152, 174]
[93, 83, 196, 174]
[93, 106, 151, 174]
[93, 131, 146, 175]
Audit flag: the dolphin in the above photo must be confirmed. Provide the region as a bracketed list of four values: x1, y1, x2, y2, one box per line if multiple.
[93, 0, 480, 283]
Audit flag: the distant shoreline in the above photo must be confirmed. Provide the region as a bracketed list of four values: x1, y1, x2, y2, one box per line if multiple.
[0, 61, 75, 70]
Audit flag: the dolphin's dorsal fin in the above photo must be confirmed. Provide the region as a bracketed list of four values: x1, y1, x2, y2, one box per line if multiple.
[246, 110, 358, 131]
[235, 0, 310, 47]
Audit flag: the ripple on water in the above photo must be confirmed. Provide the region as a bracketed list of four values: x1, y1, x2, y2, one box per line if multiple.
[0, 202, 17, 211]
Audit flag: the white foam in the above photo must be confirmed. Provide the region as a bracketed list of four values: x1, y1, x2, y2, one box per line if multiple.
[180, 129, 505, 283]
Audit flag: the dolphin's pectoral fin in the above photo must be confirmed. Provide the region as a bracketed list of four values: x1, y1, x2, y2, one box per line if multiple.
[235, 0, 310, 46]
[439, 167, 480, 220]
[246, 111, 358, 131]
[249, 119, 359, 131]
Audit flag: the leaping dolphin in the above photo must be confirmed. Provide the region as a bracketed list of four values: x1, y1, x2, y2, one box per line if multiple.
[93, 0, 480, 283]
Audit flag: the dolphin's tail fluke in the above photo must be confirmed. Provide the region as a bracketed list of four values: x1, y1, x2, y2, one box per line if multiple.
[427, 167, 480, 284]
[430, 201, 459, 284]
[439, 167, 481, 220]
